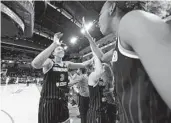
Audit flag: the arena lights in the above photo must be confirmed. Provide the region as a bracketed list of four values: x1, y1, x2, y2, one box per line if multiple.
[70, 37, 78, 44]
[81, 22, 93, 34]
[8, 60, 14, 63]
[64, 45, 68, 50]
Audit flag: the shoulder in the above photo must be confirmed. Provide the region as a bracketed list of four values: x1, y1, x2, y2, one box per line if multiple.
[119, 10, 168, 44]
[63, 61, 71, 68]
[43, 58, 53, 66]
[43, 58, 53, 74]
[119, 10, 163, 30]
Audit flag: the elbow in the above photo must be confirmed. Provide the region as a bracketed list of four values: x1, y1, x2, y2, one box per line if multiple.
[98, 54, 104, 62]
[82, 64, 86, 68]
[31, 61, 41, 69]
[101, 57, 105, 62]
[31, 61, 37, 69]
[101, 55, 110, 63]
[81, 63, 86, 68]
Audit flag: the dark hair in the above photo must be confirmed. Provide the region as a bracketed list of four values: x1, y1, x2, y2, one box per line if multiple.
[107, 1, 171, 18]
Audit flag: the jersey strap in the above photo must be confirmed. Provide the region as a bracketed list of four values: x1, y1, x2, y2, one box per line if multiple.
[118, 37, 139, 59]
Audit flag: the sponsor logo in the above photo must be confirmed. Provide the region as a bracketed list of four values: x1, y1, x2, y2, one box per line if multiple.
[56, 82, 67, 87]
[112, 50, 118, 62]
[53, 67, 67, 72]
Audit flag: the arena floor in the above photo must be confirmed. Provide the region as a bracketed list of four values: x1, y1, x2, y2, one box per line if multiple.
[0, 84, 80, 123]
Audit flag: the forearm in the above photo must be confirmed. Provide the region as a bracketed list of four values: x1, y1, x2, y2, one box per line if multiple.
[82, 17, 104, 59]
[82, 58, 93, 67]
[31, 42, 57, 69]
[87, 36, 104, 59]
[94, 53, 103, 73]
[101, 49, 114, 62]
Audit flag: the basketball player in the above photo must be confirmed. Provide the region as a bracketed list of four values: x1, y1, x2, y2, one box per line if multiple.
[15, 77, 19, 84]
[26, 76, 29, 86]
[74, 68, 89, 123]
[82, 18, 117, 123]
[31, 32, 92, 123]
[5, 76, 10, 85]
[84, 1, 171, 123]
[86, 51, 114, 123]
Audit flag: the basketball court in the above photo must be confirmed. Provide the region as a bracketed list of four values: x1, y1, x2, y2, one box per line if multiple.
[0, 84, 80, 123]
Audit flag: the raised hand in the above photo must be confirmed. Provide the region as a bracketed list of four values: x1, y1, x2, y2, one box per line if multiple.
[53, 32, 63, 46]
[82, 17, 91, 38]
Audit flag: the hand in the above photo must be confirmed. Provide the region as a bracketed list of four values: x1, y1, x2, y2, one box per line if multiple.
[82, 17, 91, 38]
[102, 97, 107, 102]
[53, 32, 63, 46]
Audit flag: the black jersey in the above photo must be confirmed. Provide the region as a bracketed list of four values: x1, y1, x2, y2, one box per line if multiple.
[87, 84, 110, 123]
[111, 38, 171, 123]
[40, 61, 69, 99]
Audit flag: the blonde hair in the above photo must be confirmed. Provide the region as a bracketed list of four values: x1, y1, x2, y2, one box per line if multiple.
[102, 63, 114, 84]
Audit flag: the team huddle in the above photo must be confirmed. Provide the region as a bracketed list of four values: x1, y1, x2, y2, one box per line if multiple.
[32, 1, 171, 123]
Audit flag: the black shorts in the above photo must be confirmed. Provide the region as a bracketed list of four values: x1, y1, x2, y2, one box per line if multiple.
[38, 98, 69, 123]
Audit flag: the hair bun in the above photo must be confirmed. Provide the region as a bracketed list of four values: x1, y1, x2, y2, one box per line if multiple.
[115, 1, 171, 18]
[116, 1, 145, 12]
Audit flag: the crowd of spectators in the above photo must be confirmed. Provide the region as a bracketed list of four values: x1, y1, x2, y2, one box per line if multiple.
[1, 63, 44, 85]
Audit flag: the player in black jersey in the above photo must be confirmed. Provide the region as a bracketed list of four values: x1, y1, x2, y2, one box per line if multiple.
[83, 1, 171, 123]
[86, 48, 115, 123]
[82, 18, 117, 123]
[31, 32, 92, 123]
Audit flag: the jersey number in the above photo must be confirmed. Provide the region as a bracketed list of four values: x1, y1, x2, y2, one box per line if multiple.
[60, 74, 65, 81]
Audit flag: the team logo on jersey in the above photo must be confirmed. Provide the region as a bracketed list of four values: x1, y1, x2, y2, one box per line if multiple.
[53, 67, 67, 72]
[112, 50, 118, 62]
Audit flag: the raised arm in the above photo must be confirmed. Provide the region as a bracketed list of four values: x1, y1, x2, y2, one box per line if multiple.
[82, 17, 104, 59]
[89, 52, 104, 87]
[67, 58, 93, 69]
[82, 17, 114, 63]
[93, 52, 103, 73]
[31, 32, 63, 69]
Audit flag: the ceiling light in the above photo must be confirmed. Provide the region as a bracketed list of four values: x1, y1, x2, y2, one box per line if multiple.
[9, 60, 13, 63]
[70, 37, 77, 44]
[64, 46, 68, 50]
